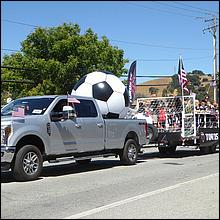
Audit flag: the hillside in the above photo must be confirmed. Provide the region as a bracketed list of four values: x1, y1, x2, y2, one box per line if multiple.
[136, 75, 212, 98]
[136, 77, 172, 97]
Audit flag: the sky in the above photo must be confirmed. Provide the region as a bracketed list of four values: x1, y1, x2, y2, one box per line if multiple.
[1, 1, 219, 84]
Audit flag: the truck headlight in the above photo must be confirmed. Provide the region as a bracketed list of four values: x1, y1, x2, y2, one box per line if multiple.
[1, 126, 12, 145]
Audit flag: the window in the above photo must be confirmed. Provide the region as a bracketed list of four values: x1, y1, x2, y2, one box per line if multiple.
[52, 99, 68, 113]
[74, 100, 97, 117]
[1, 98, 54, 116]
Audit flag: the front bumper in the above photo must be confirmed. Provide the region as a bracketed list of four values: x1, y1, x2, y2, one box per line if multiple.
[1, 146, 15, 167]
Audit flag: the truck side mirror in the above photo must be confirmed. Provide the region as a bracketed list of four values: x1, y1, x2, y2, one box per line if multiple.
[62, 105, 76, 119]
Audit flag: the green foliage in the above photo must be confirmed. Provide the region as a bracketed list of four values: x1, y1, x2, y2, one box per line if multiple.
[167, 70, 217, 102]
[1, 23, 128, 103]
[149, 87, 159, 95]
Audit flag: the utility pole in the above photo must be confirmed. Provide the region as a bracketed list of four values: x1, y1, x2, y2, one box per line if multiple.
[203, 15, 218, 103]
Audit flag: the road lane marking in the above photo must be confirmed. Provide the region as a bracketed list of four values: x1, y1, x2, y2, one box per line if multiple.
[64, 173, 219, 219]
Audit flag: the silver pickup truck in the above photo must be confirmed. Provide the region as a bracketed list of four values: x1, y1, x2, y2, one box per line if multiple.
[1, 95, 147, 181]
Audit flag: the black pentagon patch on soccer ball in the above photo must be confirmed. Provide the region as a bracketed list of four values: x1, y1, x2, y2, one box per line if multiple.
[106, 112, 119, 119]
[73, 75, 87, 90]
[123, 88, 129, 107]
[92, 81, 113, 102]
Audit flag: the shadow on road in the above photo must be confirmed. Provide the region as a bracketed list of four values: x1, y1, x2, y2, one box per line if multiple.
[1, 159, 123, 183]
[138, 147, 219, 161]
[1, 148, 218, 183]
[42, 159, 123, 177]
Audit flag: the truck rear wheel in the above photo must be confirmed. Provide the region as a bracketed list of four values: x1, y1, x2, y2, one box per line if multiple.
[12, 145, 43, 181]
[120, 139, 138, 165]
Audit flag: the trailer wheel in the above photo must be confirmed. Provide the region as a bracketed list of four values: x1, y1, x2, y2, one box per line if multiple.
[12, 145, 43, 182]
[158, 143, 177, 155]
[158, 147, 169, 154]
[120, 139, 138, 165]
[200, 145, 217, 154]
[199, 147, 210, 154]
[209, 145, 217, 153]
[168, 145, 177, 153]
[158, 140, 169, 154]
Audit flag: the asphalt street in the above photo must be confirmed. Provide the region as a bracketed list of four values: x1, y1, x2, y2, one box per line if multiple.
[1, 146, 219, 219]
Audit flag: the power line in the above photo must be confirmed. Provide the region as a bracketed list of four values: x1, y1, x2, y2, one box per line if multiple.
[121, 75, 172, 78]
[153, 1, 216, 16]
[1, 19, 213, 51]
[172, 1, 219, 15]
[2, 19, 38, 27]
[1, 49, 214, 62]
[124, 1, 201, 19]
[109, 39, 212, 51]
[1, 48, 21, 52]
[1, 66, 38, 71]
[136, 84, 170, 86]
[129, 56, 214, 62]
[1, 79, 36, 84]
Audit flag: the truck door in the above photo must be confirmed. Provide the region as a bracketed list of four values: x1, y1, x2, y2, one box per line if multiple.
[49, 99, 105, 154]
[74, 99, 105, 152]
[48, 99, 82, 154]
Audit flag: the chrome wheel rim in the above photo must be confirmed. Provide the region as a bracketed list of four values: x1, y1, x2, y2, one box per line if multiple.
[127, 144, 137, 161]
[23, 152, 39, 175]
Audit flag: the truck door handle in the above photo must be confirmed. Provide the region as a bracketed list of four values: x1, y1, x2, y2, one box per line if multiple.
[97, 123, 103, 128]
[75, 123, 81, 128]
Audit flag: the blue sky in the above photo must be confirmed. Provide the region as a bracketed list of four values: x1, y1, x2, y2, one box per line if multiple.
[1, 1, 219, 84]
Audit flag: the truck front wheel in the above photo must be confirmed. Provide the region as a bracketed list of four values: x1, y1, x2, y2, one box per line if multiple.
[120, 139, 138, 165]
[12, 145, 43, 181]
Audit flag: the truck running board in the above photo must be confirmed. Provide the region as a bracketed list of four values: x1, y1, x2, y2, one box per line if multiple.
[48, 153, 117, 163]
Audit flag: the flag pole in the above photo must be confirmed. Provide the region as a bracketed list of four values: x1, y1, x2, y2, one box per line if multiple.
[181, 77, 185, 139]
[179, 56, 185, 139]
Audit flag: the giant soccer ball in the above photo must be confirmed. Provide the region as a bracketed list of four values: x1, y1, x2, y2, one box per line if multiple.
[71, 71, 129, 118]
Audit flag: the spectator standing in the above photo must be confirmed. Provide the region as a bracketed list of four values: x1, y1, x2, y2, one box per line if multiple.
[158, 106, 166, 128]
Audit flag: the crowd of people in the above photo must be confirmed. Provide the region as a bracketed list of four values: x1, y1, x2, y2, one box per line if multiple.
[131, 95, 219, 130]
[195, 99, 219, 114]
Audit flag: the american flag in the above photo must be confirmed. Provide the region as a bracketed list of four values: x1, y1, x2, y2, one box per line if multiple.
[210, 79, 216, 87]
[12, 106, 25, 118]
[127, 60, 137, 104]
[67, 95, 80, 104]
[178, 57, 189, 93]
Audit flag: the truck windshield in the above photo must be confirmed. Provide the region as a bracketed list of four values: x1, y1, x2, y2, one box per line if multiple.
[1, 98, 54, 116]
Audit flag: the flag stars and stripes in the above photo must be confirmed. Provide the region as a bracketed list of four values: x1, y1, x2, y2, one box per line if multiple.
[178, 57, 189, 93]
[12, 107, 25, 118]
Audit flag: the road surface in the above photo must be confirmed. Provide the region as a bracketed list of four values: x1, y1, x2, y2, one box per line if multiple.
[1, 146, 219, 219]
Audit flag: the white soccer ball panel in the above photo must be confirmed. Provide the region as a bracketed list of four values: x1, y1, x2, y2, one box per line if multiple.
[106, 74, 125, 93]
[72, 71, 128, 118]
[74, 83, 93, 97]
[107, 92, 126, 113]
[95, 100, 109, 115]
[85, 71, 107, 85]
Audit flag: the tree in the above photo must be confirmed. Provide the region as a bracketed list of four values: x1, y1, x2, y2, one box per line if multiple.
[166, 70, 214, 101]
[149, 87, 159, 95]
[1, 23, 128, 102]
